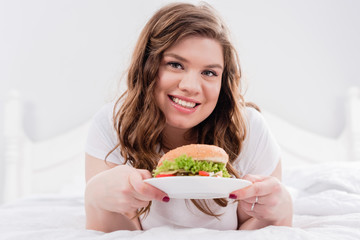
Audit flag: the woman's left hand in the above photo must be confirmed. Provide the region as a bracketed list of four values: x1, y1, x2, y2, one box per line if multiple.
[230, 174, 293, 226]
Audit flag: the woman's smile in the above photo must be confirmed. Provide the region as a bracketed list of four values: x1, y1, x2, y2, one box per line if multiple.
[168, 95, 200, 113]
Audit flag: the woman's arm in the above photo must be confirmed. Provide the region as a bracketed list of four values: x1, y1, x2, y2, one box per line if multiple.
[235, 160, 293, 230]
[85, 154, 141, 231]
[84, 154, 168, 232]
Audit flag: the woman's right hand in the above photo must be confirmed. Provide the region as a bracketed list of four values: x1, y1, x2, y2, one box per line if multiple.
[85, 164, 169, 218]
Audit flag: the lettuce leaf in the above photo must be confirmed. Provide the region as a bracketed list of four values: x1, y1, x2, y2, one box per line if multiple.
[153, 154, 230, 178]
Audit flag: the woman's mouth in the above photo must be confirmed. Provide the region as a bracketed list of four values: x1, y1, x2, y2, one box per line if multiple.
[169, 96, 199, 109]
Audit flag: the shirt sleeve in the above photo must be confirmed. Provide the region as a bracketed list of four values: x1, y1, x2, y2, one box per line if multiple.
[234, 107, 281, 177]
[85, 102, 124, 165]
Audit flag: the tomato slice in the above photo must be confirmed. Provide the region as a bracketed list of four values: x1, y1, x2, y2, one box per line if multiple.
[155, 174, 176, 178]
[198, 171, 210, 176]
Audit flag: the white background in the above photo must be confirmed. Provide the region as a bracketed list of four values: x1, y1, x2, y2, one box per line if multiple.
[1, 0, 359, 160]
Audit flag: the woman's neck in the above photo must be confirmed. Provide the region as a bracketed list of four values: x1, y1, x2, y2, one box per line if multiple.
[161, 125, 197, 153]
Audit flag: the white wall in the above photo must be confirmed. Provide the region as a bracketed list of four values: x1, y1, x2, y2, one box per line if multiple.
[1, 0, 359, 157]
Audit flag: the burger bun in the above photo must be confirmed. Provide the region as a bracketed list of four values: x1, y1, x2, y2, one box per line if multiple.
[159, 144, 228, 166]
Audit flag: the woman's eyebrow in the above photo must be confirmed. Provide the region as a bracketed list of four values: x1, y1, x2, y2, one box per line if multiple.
[205, 64, 223, 70]
[163, 53, 188, 62]
[164, 53, 223, 70]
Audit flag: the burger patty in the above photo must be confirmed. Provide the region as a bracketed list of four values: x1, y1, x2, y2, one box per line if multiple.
[158, 170, 223, 177]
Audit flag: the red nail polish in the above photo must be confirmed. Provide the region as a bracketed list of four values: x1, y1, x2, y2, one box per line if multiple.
[229, 194, 237, 199]
[162, 196, 170, 202]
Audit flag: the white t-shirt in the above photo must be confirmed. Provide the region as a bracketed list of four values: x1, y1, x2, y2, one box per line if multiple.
[85, 102, 281, 230]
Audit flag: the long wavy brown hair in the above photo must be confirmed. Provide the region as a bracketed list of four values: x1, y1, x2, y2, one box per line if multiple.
[106, 2, 255, 218]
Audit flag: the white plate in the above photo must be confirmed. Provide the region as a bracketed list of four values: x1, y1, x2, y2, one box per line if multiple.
[144, 176, 252, 199]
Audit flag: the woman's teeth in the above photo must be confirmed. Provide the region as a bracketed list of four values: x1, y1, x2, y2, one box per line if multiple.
[171, 97, 196, 108]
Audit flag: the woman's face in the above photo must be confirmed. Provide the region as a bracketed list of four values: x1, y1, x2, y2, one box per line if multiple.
[155, 36, 224, 130]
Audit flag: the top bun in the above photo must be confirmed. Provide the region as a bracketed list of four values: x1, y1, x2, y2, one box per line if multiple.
[159, 144, 228, 165]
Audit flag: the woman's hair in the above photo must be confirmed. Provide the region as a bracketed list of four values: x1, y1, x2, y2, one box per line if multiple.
[107, 2, 251, 218]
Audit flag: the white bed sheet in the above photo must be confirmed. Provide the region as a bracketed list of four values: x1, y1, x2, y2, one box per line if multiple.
[1, 162, 360, 240]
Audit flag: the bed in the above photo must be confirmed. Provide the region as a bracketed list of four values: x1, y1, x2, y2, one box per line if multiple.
[1, 87, 360, 239]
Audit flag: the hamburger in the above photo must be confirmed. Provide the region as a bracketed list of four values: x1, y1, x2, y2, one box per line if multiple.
[153, 144, 231, 178]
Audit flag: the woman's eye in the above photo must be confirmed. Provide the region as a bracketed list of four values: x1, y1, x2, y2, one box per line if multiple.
[168, 62, 183, 69]
[202, 70, 218, 77]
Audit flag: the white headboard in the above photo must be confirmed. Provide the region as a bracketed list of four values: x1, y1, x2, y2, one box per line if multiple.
[1, 87, 360, 204]
[3, 90, 90, 204]
[263, 87, 360, 167]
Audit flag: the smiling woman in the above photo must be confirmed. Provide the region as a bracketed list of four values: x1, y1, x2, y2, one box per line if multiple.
[84, 2, 292, 232]
[1, 0, 360, 239]
[156, 36, 223, 128]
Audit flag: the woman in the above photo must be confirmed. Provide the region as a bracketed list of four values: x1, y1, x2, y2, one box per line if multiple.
[85, 2, 293, 232]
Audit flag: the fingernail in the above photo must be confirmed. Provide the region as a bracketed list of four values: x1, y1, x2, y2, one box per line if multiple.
[229, 194, 237, 199]
[162, 196, 170, 202]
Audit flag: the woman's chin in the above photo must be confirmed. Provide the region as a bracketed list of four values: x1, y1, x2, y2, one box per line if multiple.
[165, 121, 195, 131]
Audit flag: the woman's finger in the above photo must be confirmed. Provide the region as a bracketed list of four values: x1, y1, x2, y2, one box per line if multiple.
[113, 198, 148, 214]
[129, 197, 151, 209]
[129, 169, 168, 202]
[231, 176, 281, 200]
[137, 169, 153, 179]
[239, 199, 268, 215]
[242, 174, 265, 183]
[241, 195, 264, 204]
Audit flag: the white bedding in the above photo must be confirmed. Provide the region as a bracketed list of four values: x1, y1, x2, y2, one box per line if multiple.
[1, 162, 360, 240]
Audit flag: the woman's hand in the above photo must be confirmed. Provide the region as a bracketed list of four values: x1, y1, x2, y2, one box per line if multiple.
[230, 174, 293, 227]
[85, 164, 169, 218]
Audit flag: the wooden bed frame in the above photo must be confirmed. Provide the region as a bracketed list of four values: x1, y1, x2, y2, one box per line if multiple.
[2, 87, 359, 204]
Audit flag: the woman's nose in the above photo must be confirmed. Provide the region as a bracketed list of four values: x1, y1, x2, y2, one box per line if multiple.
[178, 71, 201, 94]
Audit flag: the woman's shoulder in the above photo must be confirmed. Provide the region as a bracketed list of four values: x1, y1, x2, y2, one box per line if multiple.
[235, 106, 281, 176]
[88, 101, 119, 138]
[243, 106, 266, 129]
[240, 105, 276, 155]
[86, 100, 123, 164]
[93, 101, 116, 119]
[92, 100, 121, 126]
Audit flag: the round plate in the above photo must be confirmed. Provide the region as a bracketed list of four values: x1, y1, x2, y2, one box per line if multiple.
[144, 176, 252, 199]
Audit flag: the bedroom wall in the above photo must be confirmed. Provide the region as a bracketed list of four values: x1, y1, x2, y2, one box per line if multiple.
[0, 0, 359, 197]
